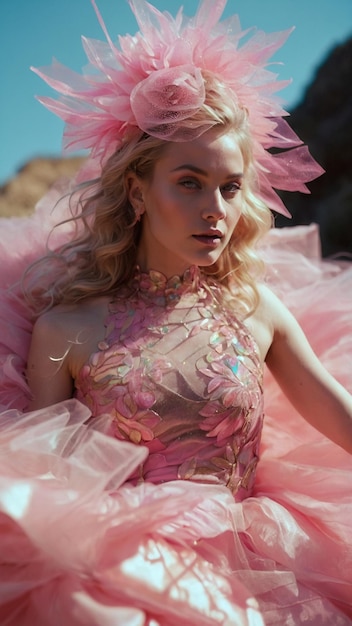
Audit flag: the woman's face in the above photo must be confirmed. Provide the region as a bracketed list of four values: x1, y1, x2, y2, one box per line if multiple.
[129, 127, 244, 277]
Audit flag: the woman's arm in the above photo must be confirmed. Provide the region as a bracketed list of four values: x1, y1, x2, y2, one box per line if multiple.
[263, 287, 352, 454]
[26, 310, 75, 410]
[26, 298, 109, 411]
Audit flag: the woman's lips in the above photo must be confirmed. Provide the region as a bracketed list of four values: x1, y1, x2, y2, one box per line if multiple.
[192, 232, 223, 246]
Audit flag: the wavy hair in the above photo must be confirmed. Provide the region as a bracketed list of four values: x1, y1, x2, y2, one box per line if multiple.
[24, 73, 272, 317]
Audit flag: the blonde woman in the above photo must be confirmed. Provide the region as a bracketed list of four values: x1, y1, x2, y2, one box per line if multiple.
[0, 2, 351, 624]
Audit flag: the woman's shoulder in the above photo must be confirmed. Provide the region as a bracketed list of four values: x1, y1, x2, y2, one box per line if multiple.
[243, 283, 284, 362]
[256, 282, 283, 319]
[31, 296, 112, 378]
[255, 282, 305, 337]
[34, 296, 111, 330]
[245, 281, 318, 364]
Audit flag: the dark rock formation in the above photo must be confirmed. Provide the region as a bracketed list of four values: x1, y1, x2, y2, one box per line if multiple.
[276, 36, 352, 258]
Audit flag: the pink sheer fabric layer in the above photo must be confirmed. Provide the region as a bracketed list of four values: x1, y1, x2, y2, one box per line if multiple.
[0, 402, 265, 626]
[31, 0, 325, 216]
[0, 401, 351, 624]
[0, 202, 352, 623]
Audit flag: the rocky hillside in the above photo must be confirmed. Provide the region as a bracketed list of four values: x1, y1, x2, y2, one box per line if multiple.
[1, 36, 351, 256]
[277, 36, 352, 258]
[0, 156, 85, 218]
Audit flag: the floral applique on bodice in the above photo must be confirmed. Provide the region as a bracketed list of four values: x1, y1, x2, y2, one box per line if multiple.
[75, 266, 264, 500]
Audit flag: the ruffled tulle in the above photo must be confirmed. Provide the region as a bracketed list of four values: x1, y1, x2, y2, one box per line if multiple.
[0, 201, 352, 624]
[0, 401, 265, 625]
[0, 401, 351, 624]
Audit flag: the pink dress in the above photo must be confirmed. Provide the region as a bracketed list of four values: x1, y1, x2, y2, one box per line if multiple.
[0, 197, 351, 625]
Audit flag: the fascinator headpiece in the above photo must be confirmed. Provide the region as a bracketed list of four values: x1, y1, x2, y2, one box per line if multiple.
[32, 0, 324, 216]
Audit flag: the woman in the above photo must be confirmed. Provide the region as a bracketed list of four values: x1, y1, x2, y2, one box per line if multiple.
[0, 1, 351, 624]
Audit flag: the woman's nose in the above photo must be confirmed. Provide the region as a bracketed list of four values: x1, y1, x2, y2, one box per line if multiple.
[201, 189, 226, 221]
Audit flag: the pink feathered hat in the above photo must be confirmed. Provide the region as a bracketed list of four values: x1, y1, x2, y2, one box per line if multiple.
[31, 0, 324, 216]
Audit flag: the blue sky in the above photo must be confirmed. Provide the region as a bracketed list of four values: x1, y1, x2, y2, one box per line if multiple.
[1, 0, 351, 184]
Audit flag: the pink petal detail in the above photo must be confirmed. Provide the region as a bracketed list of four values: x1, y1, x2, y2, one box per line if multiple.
[30, 0, 324, 215]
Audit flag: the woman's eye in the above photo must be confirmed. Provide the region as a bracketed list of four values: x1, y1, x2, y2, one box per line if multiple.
[221, 181, 241, 195]
[180, 179, 199, 190]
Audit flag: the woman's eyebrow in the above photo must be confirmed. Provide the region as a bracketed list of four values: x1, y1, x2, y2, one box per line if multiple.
[171, 164, 207, 175]
[171, 164, 243, 179]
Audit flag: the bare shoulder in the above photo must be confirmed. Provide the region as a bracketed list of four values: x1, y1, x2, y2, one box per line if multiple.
[243, 283, 284, 363]
[34, 298, 108, 331]
[32, 298, 108, 348]
[27, 296, 112, 410]
[31, 297, 111, 378]
[255, 282, 289, 321]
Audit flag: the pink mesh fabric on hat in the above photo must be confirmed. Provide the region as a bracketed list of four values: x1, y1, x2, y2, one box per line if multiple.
[130, 65, 214, 140]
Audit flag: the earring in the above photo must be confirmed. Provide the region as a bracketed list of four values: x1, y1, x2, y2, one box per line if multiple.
[132, 201, 144, 224]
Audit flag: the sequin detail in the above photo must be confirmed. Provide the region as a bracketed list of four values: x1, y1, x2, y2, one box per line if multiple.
[75, 266, 263, 500]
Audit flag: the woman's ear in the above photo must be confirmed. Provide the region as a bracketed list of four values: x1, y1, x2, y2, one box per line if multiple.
[125, 172, 146, 217]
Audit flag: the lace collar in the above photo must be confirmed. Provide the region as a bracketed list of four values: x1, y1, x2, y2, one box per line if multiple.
[132, 265, 204, 306]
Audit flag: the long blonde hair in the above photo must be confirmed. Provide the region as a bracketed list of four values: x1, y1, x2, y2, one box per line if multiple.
[24, 74, 272, 316]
